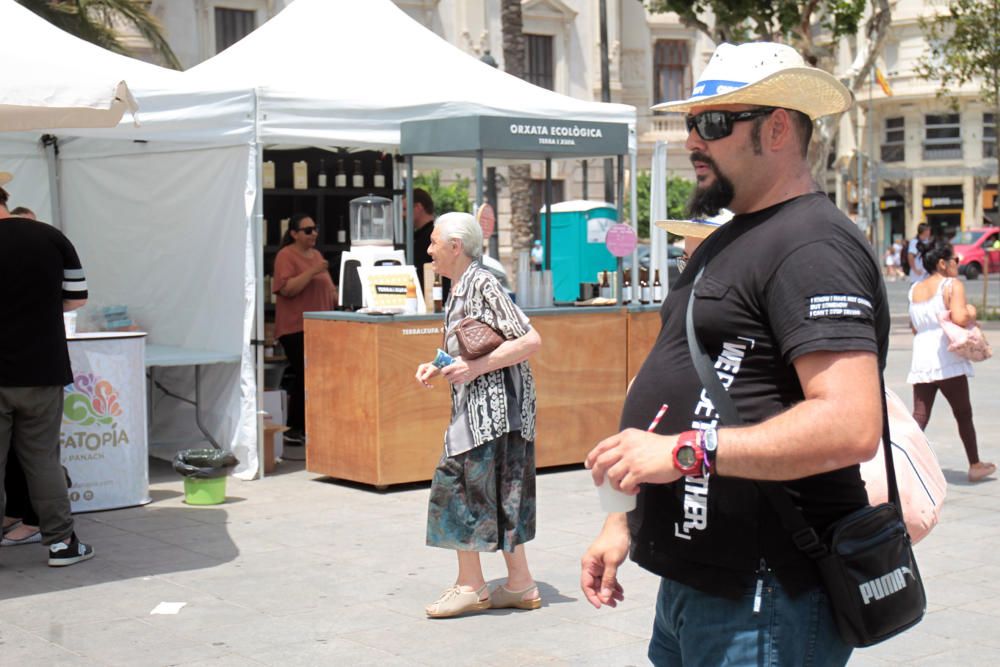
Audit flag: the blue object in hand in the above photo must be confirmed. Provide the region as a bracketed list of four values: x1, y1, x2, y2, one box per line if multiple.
[432, 348, 455, 368]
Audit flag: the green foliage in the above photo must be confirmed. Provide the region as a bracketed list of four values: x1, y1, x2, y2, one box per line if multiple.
[413, 170, 472, 215]
[17, 0, 182, 70]
[644, 0, 866, 44]
[626, 172, 695, 240]
[916, 0, 1000, 109]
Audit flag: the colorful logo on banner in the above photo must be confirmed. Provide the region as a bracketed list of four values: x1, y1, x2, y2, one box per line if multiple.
[64, 373, 123, 425]
[62, 373, 130, 458]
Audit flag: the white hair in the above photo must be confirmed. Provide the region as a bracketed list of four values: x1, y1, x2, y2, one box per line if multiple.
[434, 211, 483, 259]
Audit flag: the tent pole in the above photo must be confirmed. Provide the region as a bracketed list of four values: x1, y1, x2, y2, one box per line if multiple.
[475, 150, 484, 253]
[406, 155, 414, 265]
[544, 157, 553, 271]
[629, 148, 638, 300]
[42, 135, 62, 230]
[486, 166, 499, 258]
[617, 154, 625, 304]
[254, 140, 265, 480]
[252, 87, 265, 480]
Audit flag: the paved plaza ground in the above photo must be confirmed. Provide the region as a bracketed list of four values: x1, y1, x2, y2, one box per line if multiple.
[3, 279, 1000, 665]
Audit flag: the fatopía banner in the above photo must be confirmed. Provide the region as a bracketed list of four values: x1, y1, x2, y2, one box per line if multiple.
[62, 335, 151, 512]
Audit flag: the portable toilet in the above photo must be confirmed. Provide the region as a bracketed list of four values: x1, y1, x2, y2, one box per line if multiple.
[540, 200, 618, 302]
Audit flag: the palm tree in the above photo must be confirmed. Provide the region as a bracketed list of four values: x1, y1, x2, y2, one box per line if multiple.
[501, 0, 535, 279]
[17, 0, 182, 70]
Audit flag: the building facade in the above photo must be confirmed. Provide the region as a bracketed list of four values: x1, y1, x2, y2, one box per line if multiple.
[854, 0, 998, 241]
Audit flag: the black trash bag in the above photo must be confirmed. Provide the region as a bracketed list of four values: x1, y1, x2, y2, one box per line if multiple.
[173, 448, 239, 480]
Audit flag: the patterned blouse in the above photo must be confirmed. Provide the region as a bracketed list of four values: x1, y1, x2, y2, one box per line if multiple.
[442, 263, 537, 457]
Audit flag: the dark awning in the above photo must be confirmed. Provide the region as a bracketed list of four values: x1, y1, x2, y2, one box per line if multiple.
[400, 115, 629, 160]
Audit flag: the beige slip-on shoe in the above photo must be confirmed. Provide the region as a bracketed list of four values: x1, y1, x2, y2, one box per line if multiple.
[425, 584, 490, 619]
[489, 583, 542, 610]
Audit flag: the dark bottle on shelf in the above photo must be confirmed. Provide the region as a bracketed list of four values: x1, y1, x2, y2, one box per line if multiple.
[622, 272, 632, 304]
[337, 215, 347, 244]
[334, 159, 347, 187]
[374, 156, 387, 189]
[352, 159, 364, 188]
[653, 269, 663, 303]
[599, 271, 611, 299]
[639, 268, 650, 305]
[433, 274, 444, 313]
[317, 158, 328, 188]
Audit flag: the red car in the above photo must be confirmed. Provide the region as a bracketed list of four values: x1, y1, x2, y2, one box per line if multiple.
[953, 227, 1000, 280]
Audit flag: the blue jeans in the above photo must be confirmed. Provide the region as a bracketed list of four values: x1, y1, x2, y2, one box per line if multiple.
[648, 573, 852, 667]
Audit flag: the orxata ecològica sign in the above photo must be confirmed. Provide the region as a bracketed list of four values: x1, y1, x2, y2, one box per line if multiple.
[400, 115, 629, 159]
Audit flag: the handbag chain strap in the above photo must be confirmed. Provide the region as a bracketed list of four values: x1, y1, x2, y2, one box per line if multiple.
[684, 265, 902, 560]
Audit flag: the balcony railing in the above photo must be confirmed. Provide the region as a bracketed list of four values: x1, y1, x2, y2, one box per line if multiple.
[881, 144, 904, 162]
[922, 145, 963, 160]
[648, 114, 688, 138]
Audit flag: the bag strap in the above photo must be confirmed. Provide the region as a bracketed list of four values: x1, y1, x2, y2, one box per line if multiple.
[684, 265, 901, 560]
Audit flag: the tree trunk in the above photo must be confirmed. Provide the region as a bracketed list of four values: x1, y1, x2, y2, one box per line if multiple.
[501, 0, 534, 284]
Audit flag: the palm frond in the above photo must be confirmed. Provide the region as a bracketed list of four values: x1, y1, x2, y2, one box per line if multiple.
[15, 0, 182, 69]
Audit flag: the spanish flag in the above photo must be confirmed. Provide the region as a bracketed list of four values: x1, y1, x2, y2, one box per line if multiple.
[875, 67, 893, 96]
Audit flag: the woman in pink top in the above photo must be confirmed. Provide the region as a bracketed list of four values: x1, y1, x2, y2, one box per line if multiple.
[273, 213, 336, 445]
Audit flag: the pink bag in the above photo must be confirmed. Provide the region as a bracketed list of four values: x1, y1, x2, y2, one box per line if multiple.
[938, 311, 992, 362]
[860, 389, 947, 544]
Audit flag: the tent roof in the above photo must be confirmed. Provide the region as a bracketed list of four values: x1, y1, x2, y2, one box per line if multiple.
[0, 0, 253, 143]
[187, 0, 636, 148]
[0, 0, 142, 131]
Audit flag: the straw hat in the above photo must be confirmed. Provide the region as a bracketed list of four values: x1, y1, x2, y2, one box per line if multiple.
[651, 42, 853, 120]
[655, 210, 733, 238]
[0, 172, 11, 187]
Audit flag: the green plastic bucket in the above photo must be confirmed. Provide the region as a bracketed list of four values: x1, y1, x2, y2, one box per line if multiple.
[183, 476, 227, 505]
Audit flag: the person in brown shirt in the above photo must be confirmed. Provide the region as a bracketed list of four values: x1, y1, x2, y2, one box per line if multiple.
[272, 213, 336, 445]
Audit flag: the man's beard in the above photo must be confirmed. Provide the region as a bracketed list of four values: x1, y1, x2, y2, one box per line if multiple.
[686, 153, 734, 218]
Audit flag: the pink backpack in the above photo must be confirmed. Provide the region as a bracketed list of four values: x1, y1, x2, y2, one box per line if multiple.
[860, 389, 947, 544]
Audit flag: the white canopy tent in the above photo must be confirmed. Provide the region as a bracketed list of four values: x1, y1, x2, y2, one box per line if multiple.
[185, 0, 635, 147]
[2, 0, 636, 479]
[0, 0, 260, 477]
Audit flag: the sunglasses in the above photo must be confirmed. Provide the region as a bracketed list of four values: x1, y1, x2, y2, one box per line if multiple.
[685, 107, 776, 141]
[296, 226, 318, 235]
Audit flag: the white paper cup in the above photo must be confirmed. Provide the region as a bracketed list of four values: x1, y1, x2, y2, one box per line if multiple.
[63, 312, 77, 336]
[597, 478, 637, 513]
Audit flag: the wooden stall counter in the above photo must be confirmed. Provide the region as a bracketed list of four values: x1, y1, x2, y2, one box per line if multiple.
[626, 303, 662, 384]
[304, 307, 630, 488]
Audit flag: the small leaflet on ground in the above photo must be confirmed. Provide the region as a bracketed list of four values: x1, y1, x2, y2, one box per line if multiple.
[150, 602, 187, 615]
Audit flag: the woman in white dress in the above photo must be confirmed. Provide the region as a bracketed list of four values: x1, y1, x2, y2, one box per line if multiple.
[908, 238, 995, 482]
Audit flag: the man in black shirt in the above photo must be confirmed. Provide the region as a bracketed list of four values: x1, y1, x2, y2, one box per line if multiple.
[0, 173, 95, 567]
[408, 187, 436, 290]
[580, 43, 888, 665]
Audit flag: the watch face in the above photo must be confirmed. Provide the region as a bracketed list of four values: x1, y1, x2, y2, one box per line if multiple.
[677, 445, 697, 468]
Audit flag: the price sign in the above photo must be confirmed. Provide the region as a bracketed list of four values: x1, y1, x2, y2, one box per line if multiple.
[605, 223, 637, 258]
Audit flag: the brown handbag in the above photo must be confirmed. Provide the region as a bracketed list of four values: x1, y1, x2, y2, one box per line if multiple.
[455, 317, 505, 359]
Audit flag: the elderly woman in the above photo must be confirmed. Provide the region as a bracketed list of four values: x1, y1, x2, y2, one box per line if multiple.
[415, 212, 543, 619]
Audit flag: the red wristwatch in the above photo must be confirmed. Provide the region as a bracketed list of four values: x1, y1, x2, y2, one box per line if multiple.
[672, 431, 704, 477]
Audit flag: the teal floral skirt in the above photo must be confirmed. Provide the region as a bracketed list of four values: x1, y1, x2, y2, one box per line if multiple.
[426, 432, 536, 553]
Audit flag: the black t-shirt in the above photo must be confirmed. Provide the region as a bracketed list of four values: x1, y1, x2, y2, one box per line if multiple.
[623, 193, 889, 598]
[0, 218, 88, 386]
[412, 219, 451, 299]
[413, 221, 434, 290]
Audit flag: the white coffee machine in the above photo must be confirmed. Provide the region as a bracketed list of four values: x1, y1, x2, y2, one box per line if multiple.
[339, 194, 406, 309]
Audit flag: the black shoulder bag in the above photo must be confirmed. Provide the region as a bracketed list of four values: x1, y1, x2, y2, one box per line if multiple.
[685, 266, 925, 648]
